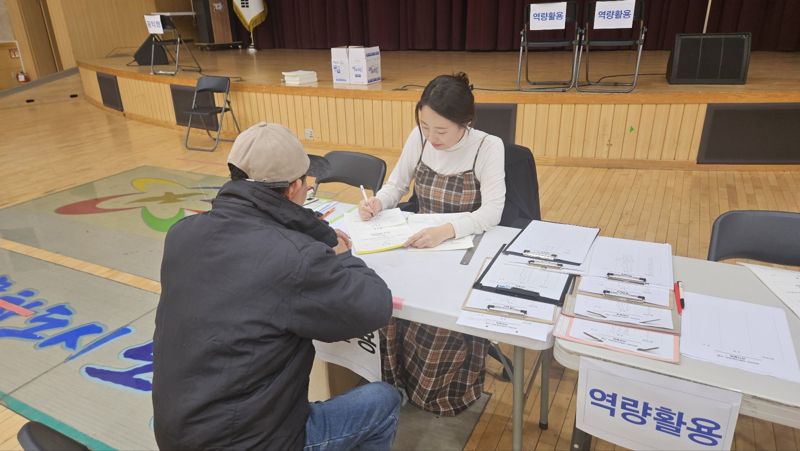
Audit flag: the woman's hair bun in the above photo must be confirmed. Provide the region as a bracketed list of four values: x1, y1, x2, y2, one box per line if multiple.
[453, 72, 472, 90]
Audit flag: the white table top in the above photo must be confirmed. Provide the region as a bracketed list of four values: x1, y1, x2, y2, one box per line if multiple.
[554, 256, 800, 428]
[360, 226, 554, 350]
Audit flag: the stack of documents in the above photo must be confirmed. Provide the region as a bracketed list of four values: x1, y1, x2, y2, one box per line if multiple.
[555, 236, 681, 362]
[456, 245, 576, 342]
[343, 209, 474, 255]
[504, 220, 600, 273]
[282, 70, 318, 85]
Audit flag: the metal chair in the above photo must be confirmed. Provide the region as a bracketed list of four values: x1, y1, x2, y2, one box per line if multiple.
[517, 1, 583, 92]
[149, 15, 201, 76]
[184, 76, 241, 152]
[17, 422, 88, 451]
[707, 210, 800, 265]
[312, 151, 387, 195]
[576, 0, 647, 93]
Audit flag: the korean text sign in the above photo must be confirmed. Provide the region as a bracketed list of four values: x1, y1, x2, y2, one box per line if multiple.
[577, 357, 741, 450]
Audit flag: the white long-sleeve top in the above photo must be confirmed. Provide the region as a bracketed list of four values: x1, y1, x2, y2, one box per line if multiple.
[375, 127, 506, 239]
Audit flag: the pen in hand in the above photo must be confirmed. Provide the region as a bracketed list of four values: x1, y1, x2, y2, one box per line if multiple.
[359, 184, 374, 216]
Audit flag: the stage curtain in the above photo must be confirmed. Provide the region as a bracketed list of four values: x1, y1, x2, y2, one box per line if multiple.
[706, 0, 800, 51]
[239, 0, 800, 51]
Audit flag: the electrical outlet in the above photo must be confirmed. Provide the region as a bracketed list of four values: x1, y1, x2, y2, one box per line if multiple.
[304, 128, 314, 140]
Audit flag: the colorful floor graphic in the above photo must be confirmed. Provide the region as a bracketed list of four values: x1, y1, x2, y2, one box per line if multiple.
[0, 249, 159, 449]
[0, 167, 226, 281]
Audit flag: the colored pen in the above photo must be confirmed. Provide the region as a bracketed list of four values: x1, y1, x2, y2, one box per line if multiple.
[678, 281, 686, 313]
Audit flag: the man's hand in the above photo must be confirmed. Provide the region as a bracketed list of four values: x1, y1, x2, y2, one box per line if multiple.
[358, 197, 383, 221]
[403, 223, 455, 249]
[332, 229, 352, 254]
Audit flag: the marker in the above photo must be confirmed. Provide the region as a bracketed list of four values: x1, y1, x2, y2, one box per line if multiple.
[678, 281, 686, 313]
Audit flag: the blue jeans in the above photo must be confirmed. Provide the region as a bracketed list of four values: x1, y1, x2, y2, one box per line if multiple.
[305, 382, 401, 451]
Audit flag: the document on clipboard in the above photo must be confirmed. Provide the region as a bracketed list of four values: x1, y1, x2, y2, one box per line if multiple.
[473, 246, 575, 308]
[504, 220, 599, 267]
[554, 315, 680, 363]
[586, 236, 674, 288]
[562, 293, 679, 333]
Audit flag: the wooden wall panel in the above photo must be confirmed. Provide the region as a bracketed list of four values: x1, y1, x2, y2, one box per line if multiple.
[78, 67, 101, 103]
[79, 68, 720, 163]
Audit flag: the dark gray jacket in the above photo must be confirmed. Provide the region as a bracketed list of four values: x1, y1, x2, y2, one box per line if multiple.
[153, 179, 392, 450]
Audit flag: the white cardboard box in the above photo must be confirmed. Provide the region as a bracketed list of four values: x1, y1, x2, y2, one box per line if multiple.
[348, 46, 381, 84]
[331, 47, 350, 84]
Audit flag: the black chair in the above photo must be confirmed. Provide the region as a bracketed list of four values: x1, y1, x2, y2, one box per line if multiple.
[707, 210, 800, 265]
[184, 75, 241, 152]
[576, 0, 647, 93]
[312, 151, 387, 195]
[17, 422, 88, 451]
[517, 1, 583, 92]
[474, 103, 517, 147]
[500, 143, 541, 228]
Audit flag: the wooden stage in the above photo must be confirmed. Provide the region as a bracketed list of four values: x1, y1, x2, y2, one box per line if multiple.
[78, 49, 800, 168]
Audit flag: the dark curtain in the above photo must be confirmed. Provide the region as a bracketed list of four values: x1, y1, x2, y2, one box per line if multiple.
[238, 0, 800, 51]
[707, 0, 800, 51]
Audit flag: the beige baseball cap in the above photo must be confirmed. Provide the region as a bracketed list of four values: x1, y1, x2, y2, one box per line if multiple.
[227, 122, 329, 187]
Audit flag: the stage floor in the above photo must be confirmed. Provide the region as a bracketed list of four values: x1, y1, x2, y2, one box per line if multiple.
[86, 48, 800, 100]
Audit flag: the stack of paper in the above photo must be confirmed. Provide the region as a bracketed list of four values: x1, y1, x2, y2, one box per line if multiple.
[343, 210, 475, 255]
[586, 236, 674, 288]
[282, 70, 318, 85]
[504, 220, 599, 273]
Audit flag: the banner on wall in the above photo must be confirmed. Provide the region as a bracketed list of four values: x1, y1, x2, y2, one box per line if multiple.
[232, 0, 267, 32]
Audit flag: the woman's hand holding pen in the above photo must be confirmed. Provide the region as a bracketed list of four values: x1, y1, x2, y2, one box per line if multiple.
[358, 197, 383, 220]
[404, 224, 455, 249]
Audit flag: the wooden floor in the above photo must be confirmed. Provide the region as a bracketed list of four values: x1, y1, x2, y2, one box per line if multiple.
[2, 75, 800, 450]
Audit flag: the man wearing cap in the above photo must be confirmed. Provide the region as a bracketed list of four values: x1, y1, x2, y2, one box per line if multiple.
[153, 122, 400, 450]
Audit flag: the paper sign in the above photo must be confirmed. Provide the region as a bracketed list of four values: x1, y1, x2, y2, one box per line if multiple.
[313, 331, 381, 382]
[593, 0, 635, 29]
[577, 357, 741, 451]
[530, 2, 568, 31]
[144, 14, 163, 34]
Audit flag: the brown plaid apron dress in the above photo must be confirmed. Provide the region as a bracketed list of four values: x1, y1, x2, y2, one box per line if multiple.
[381, 135, 489, 416]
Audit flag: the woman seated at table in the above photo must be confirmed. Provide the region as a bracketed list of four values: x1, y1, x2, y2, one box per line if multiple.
[358, 72, 506, 415]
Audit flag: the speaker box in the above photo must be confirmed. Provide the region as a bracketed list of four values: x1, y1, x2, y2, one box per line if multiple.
[133, 35, 169, 66]
[666, 33, 751, 85]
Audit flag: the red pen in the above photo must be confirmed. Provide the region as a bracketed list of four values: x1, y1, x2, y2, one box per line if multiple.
[674, 281, 684, 315]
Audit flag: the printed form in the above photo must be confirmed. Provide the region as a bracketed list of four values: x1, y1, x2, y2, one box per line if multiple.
[505, 220, 599, 264]
[741, 263, 800, 320]
[586, 237, 674, 288]
[573, 294, 674, 330]
[680, 292, 800, 382]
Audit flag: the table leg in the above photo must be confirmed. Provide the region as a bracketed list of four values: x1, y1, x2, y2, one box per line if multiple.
[512, 345, 525, 451]
[539, 348, 551, 429]
[570, 423, 592, 451]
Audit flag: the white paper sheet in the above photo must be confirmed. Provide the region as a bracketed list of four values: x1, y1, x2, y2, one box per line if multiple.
[506, 220, 599, 265]
[529, 2, 567, 31]
[555, 316, 679, 362]
[573, 294, 674, 330]
[578, 275, 671, 307]
[741, 263, 800, 320]
[457, 310, 552, 342]
[465, 289, 557, 323]
[343, 208, 412, 254]
[586, 237, 674, 288]
[406, 213, 475, 251]
[480, 253, 572, 300]
[679, 291, 800, 382]
[593, 0, 635, 29]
